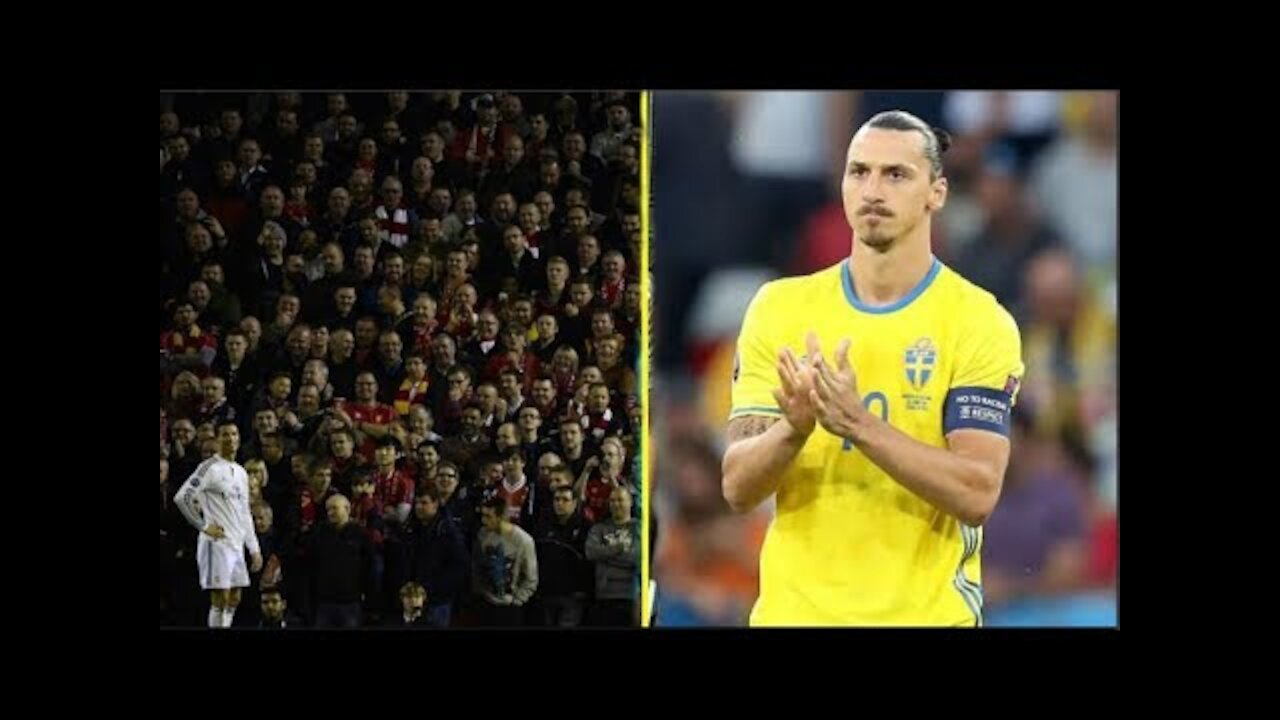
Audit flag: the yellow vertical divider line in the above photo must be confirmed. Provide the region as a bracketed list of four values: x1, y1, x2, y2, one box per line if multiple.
[639, 90, 653, 628]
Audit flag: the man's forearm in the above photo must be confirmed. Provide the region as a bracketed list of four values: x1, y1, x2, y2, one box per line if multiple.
[849, 416, 1001, 526]
[721, 416, 808, 513]
[360, 421, 390, 438]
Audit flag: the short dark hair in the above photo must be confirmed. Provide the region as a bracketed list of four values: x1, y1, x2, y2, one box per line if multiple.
[481, 495, 507, 514]
[861, 110, 952, 180]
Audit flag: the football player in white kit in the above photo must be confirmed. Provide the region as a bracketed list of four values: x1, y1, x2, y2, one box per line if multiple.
[174, 421, 263, 628]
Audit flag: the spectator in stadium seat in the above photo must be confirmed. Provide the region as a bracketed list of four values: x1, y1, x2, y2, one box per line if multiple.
[496, 448, 533, 527]
[324, 427, 363, 496]
[385, 581, 432, 627]
[206, 159, 251, 238]
[595, 335, 635, 399]
[239, 316, 264, 357]
[949, 145, 1062, 311]
[597, 251, 626, 310]
[398, 294, 438, 360]
[392, 353, 430, 420]
[339, 372, 396, 464]
[439, 404, 490, 476]
[374, 177, 417, 250]
[473, 495, 539, 626]
[981, 414, 1090, 609]
[395, 491, 468, 627]
[483, 136, 537, 208]
[198, 262, 242, 331]
[585, 485, 639, 626]
[196, 375, 237, 429]
[578, 436, 631, 525]
[580, 383, 627, 444]
[257, 587, 303, 629]
[497, 369, 527, 423]
[591, 99, 635, 163]
[347, 168, 375, 214]
[425, 333, 458, 414]
[559, 279, 596, 355]
[405, 157, 437, 217]
[167, 419, 200, 481]
[425, 186, 453, 223]
[433, 461, 470, 531]
[241, 221, 290, 321]
[235, 138, 271, 200]
[460, 310, 501, 369]
[281, 381, 327, 444]
[237, 502, 288, 628]
[316, 186, 359, 256]
[586, 308, 618, 363]
[258, 433, 293, 521]
[306, 494, 374, 628]
[313, 93, 349, 143]
[548, 346, 580, 405]
[536, 256, 573, 320]
[495, 223, 544, 294]
[561, 130, 606, 190]
[327, 328, 357, 399]
[296, 459, 338, 538]
[373, 331, 407, 405]
[524, 110, 550, 161]
[353, 316, 380, 368]
[574, 234, 603, 280]
[443, 189, 485, 245]
[405, 404, 442, 451]
[161, 302, 217, 376]
[484, 323, 540, 391]
[556, 419, 592, 479]
[534, 484, 592, 627]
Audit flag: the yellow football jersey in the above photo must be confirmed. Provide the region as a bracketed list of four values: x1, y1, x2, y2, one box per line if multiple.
[730, 257, 1024, 627]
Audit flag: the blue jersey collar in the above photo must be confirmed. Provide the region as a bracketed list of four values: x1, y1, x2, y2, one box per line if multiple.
[841, 256, 941, 314]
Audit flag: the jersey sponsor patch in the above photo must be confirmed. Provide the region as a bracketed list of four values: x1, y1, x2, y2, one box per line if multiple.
[943, 386, 1013, 436]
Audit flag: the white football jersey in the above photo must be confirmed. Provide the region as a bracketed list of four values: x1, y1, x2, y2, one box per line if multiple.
[174, 455, 260, 556]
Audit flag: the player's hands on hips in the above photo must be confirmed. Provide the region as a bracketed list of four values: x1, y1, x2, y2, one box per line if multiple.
[203, 523, 226, 540]
[250, 551, 263, 573]
[807, 334, 866, 441]
[773, 343, 818, 438]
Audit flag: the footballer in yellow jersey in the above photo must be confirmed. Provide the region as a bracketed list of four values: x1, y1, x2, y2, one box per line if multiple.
[722, 111, 1024, 627]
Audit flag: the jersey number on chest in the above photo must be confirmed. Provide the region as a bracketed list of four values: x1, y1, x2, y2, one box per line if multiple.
[841, 391, 888, 452]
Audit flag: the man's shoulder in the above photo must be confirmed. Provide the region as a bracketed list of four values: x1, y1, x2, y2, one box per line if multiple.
[934, 263, 1019, 333]
[752, 263, 844, 310]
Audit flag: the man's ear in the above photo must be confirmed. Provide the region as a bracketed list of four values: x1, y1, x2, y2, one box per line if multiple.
[928, 176, 949, 213]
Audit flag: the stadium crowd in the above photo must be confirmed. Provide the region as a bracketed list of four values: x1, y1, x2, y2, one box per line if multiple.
[159, 91, 644, 628]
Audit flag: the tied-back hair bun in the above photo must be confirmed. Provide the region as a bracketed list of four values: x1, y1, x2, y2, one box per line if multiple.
[931, 127, 953, 155]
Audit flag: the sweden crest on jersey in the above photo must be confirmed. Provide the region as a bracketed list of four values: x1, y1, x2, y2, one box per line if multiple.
[904, 338, 937, 390]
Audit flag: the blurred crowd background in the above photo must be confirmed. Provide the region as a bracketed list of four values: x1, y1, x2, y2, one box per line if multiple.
[160, 91, 643, 628]
[651, 91, 1117, 627]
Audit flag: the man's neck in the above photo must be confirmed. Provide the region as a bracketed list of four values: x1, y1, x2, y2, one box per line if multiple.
[378, 463, 395, 476]
[848, 231, 935, 308]
[228, 354, 245, 368]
